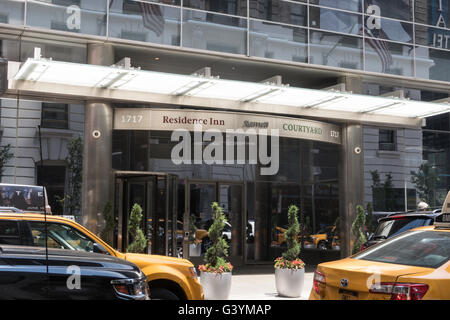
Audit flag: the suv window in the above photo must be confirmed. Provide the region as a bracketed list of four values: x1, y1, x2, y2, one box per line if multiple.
[355, 230, 450, 268]
[28, 222, 95, 252]
[372, 217, 433, 239]
[0, 220, 21, 245]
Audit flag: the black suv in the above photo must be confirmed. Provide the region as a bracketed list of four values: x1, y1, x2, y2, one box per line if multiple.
[360, 210, 442, 251]
[0, 245, 149, 300]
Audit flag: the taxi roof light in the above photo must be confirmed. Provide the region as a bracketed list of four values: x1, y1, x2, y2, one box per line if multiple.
[434, 212, 450, 229]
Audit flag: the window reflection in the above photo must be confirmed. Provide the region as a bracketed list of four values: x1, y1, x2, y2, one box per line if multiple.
[310, 6, 362, 35]
[0, 0, 25, 25]
[365, 39, 413, 76]
[310, 30, 363, 70]
[249, 0, 307, 27]
[182, 9, 247, 55]
[415, 0, 450, 27]
[363, 16, 412, 43]
[184, 0, 246, 17]
[249, 20, 308, 64]
[364, 0, 412, 21]
[309, 0, 362, 13]
[416, 46, 450, 82]
[26, 0, 108, 36]
[109, 2, 180, 45]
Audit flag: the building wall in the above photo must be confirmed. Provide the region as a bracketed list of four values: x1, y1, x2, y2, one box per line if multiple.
[363, 126, 423, 209]
[0, 97, 84, 186]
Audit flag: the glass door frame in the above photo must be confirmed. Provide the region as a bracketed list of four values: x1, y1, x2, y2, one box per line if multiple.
[184, 179, 246, 267]
[114, 171, 178, 256]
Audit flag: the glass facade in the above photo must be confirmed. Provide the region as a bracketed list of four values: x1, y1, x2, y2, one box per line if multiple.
[1, 0, 450, 82]
[112, 128, 340, 263]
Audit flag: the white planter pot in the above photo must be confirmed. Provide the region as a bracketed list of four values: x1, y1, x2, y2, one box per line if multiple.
[200, 271, 232, 300]
[275, 267, 305, 298]
[189, 243, 201, 256]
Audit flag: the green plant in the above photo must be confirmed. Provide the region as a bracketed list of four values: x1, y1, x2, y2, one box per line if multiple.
[0, 144, 13, 181]
[127, 203, 147, 253]
[411, 163, 440, 207]
[66, 137, 83, 214]
[351, 205, 368, 254]
[100, 201, 115, 246]
[199, 202, 233, 273]
[274, 205, 304, 269]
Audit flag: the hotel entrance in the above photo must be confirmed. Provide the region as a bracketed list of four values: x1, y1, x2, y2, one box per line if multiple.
[114, 171, 180, 257]
[184, 180, 245, 267]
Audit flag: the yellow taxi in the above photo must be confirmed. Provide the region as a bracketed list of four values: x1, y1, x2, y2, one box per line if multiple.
[309, 212, 450, 300]
[0, 212, 203, 300]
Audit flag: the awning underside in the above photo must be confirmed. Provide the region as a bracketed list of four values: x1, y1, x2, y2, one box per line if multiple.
[11, 58, 450, 121]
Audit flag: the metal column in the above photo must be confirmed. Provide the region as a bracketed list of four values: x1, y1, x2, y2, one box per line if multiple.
[81, 44, 114, 235]
[339, 124, 364, 258]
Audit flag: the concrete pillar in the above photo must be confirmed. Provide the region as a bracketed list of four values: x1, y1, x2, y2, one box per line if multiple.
[81, 44, 114, 235]
[339, 124, 364, 258]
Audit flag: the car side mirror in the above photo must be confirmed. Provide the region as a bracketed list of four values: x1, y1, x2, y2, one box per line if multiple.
[93, 243, 109, 255]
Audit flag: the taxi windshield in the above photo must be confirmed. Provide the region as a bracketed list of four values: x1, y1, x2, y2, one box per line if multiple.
[354, 230, 450, 269]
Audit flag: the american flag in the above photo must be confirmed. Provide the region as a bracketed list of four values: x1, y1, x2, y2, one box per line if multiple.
[139, 1, 165, 37]
[362, 25, 393, 73]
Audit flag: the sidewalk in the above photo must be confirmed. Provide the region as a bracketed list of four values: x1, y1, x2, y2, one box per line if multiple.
[228, 272, 314, 300]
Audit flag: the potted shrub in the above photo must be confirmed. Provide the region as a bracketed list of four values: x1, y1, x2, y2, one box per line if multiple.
[198, 202, 233, 300]
[274, 204, 305, 298]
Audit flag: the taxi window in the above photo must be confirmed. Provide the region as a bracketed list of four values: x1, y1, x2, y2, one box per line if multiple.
[28, 221, 95, 252]
[354, 230, 450, 269]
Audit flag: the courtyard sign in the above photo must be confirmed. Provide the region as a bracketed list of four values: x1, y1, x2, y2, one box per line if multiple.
[114, 108, 341, 145]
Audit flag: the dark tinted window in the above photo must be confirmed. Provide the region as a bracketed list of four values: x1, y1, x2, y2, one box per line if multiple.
[41, 103, 69, 129]
[355, 230, 450, 268]
[373, 217, 433, 239]
[0, 220, 21, 245]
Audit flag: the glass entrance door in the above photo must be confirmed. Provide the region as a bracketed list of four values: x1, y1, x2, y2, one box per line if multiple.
[185, 181, 244, 266]
[114, 172, 179, 257]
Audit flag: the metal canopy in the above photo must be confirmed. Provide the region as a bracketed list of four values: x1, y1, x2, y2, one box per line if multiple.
[10, 58, 450, 124]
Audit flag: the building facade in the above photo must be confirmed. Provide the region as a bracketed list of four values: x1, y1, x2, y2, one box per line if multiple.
[1, 0, 450, 266]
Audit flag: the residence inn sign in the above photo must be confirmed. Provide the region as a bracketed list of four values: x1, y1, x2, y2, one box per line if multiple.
[113, 108, 342, 145]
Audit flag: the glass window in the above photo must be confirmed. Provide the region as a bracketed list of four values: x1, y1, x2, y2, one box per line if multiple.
[415, 24, 450, 50]
[379, 129, 396, 151]
[0, 0, 25, 25]
[184, 0, 247, 17]
[0, 220, 21, 245]
[365, 39, 414, 76]
[28, 222, 96, 252]
[249, 0, 307, 27]
[26, 0, 108, 36]
[372, 217, 433, 239]
[415, 46, 450, 82]
[363, 17, 413, 43]
[37, 165, 66, 215]
[249, 20, 307, 63]
[309, 6, 362, 35]
[309, 30, 363, 70]
[20, 39, 87, 63]
[0, 36, 20, 61]
[182, 9, 247, 55]
[109, 1, 180, 46]
[41, 103, 69, 129]
[364, 0, 413, 21]
[355, 230, 450, 268]
[415, 0, 450, 27]
[423, 130, 450, 206]
[309, 0, 362, 13]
